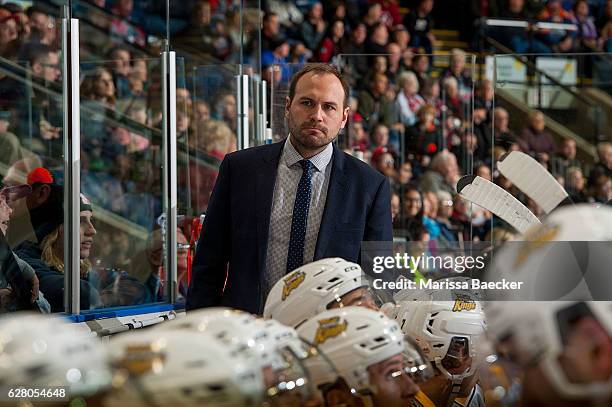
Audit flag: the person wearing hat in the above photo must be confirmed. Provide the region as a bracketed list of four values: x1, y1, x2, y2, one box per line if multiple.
[0, 181, 50, 312]
[14, 169, 102, 312]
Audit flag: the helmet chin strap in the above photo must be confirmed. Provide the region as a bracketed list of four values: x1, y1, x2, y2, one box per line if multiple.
[445, 377, 463, 407]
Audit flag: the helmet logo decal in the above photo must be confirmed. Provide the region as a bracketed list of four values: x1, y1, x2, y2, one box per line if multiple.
[314, 316, 348, 344]
[452, 295, 477, 312]
[514, 224, 560, 268]
[282, 271, 306, 300]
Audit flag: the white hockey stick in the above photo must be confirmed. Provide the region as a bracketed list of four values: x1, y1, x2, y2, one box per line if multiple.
[457, 175, 541, 234]
[496, 151, 572, 214]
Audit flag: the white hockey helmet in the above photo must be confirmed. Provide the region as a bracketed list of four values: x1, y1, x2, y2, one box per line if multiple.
[264, 257, 378, 328]
[156, 307, 333, 402]
[485, 204, 612, 401]
[296, 306, 430, 395]
[106, 329, 264, 407]
[0, 313, 112, 397]
[389, 285, 487, 383]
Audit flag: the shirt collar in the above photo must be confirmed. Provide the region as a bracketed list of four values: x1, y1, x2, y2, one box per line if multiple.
[283, 136, 333, 173]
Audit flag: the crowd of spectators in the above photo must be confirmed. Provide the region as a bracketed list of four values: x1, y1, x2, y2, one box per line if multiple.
[0, 0, 610, 313]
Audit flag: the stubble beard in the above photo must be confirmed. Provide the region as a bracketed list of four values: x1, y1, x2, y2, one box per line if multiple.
[287, 113, 334, 154]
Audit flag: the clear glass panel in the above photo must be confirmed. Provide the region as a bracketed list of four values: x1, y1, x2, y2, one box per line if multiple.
[80, 56, 166, 311]
[491, 53, 610, 242]
[0, 4, 67, 314]
[336, 53, 478, 243]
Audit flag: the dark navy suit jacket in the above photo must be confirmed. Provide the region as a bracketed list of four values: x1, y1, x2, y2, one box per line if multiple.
[186, 140, 393, 314]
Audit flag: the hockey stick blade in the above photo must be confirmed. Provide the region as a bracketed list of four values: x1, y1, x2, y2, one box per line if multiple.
[497, 151, 571, 214]
[457, 175, 541, 234]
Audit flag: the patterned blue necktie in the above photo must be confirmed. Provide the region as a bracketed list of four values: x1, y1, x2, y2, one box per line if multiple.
[286, 159, 314, 273]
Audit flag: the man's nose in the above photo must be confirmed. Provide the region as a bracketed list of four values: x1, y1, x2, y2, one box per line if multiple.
[402, 376, 420, 398]
[310, 104, 324, 122]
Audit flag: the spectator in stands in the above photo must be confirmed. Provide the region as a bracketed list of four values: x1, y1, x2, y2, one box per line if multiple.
[475, 162, 492, 181]
[419, 150, 459, 195]
[421, 190, 441, 239]
[214, 92, 237, 133]
[442, 76, 466, 120]
[566, 166, 589, 202]
[266, 1, 302, 35]
[300, 2, 326, 52]
[537, 0, 577, 52]
[363, 3, 384, 31]
[109, 0, 146, 46]
[0, 8, 19, 57]
[395, 162, 414, 191]
[344, 23, 368, 85]
[405, 104, 442, 159]
[26, 6, 55, 46]
[499, 0, 551, 53]
[551, 138, 579, 179]
[602, 20, 612, 51]
[471, 98, 492, 163]
[0, 181, 48, 312]
[573, 0, 600, 51]
[349, 118, 370, 152]
[376, 0, 403, 26]
[370, 123, 393, 152]
[0, 111, 27, 168]
[395, 71, 426, 128]
[492, 107, 520, 150]
[262, 36, 291, 81]
[405, 0, 436, 54]
[441, 49, 473, 102]
[436, 190, 458, 243]
[596, 0, 612, 32]
[81, 67, 116, 108]
[411, 51, 430, 91]
[365, 22, 390, 54]
[358, 73, 394, 130]
[588, 172, 611, 203]
[15, 181, 102, 312]
[386, 42, 403, 85]
[391, 191, 400, 224]
[371, 146, 397, 180]
[475, 79, 495, 119]
[0, 44, 62, 158]
[187, 119, 234, 211]
[589, 141, 612, 184]
[392, 24, 411, 52]
[317, 20, 347, 62]
[519, 110, 557, 165]
[421, 77, 444, 116]
[108, 47, 131, 99]
[397, 184, 425, 231]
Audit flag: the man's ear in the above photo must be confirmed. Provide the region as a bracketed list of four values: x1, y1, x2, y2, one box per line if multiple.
[285, 96, 291, 118]
[339, 106, 350, 130]
[37, 184, 51, 206]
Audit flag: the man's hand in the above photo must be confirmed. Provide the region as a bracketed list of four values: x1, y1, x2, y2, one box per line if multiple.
[30, 274, 40, 303]
[0, 287, 13, 310]
[39, 120, 61, 140]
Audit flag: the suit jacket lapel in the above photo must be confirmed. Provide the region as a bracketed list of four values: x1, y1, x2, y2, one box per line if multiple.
[255, 141, 284, 275]
[314, 145, 348, 259]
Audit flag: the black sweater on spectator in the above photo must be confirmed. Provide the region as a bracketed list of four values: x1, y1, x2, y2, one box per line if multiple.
[15, 241, 101, 313]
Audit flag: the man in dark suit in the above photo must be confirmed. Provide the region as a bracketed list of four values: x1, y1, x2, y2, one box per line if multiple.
[187, 64, 393, 314]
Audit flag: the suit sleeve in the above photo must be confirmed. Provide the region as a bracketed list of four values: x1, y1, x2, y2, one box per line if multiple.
[186, 155, 232, 310]
[364, 175, 393, 242]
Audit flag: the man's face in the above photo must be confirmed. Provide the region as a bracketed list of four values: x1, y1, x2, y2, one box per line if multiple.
[531, 113, 545, 132]
[328, 287, 379, 311]
[391, 195, 400, 221]
[39, 52, 61, 82]
[29, 12, 48, 34]
[112, 50, 131, 76]
[368, 353, 420, 407]
[264, 15, 279, 35]
[79, 211, 96, 259]
[561, 140, 576, 159]
[286, 72, 349, 157]
[0, 194, 12, 235]
[373, 76, 388, 95]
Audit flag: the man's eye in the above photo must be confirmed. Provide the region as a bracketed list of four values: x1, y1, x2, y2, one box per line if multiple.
[301, 100, 312, 106]
[324, 105, 336, 111]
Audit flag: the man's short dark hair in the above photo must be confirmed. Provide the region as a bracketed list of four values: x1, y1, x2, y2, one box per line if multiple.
[263, 11, 278, 22]
[288, 64, 349, 108]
